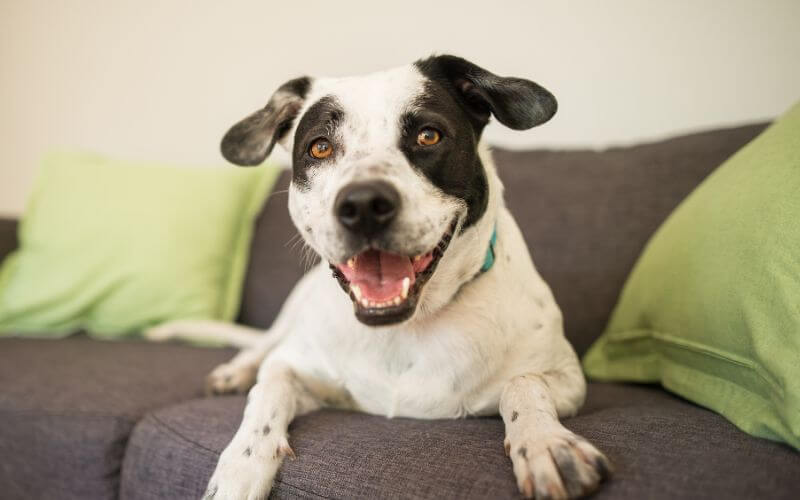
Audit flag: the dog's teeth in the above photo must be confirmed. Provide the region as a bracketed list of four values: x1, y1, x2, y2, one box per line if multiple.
[393, 296, 401, 306]
[413, 255, 422, 262]
[347, 258, 355, 269]
[401, 277, 410, 299]
[351, 285, 362, 301]
[361, 298, 369, 308]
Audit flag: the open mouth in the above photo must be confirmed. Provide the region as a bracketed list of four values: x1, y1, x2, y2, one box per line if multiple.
[329, 220, 457, 326]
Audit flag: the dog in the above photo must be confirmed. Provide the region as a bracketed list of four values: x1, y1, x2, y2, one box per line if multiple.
[147, 54, 611, 500]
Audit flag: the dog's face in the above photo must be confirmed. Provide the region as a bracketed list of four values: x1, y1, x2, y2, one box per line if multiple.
[221, 55, 556, 326]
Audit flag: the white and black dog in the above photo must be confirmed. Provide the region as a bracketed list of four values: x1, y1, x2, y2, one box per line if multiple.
[148, 55, 611, 500]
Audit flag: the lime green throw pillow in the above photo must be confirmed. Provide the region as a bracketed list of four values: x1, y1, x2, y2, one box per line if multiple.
[0, 152, 279, 339]
[583, 102, 800, 450]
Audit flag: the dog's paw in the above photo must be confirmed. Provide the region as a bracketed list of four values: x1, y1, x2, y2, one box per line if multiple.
[203, 435, 294, 500]
[205, 361, 258, 396]
[507, 431, 611, 499]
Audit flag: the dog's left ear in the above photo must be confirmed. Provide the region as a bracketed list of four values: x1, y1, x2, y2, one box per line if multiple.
[416, 55, 557, 130]
[221, 76, 312, 166]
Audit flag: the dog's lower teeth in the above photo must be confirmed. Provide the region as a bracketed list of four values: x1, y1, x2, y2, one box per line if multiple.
[393, 296, 401, 306]
[401, 277, 410, 299]
[351, 285, 362, 301]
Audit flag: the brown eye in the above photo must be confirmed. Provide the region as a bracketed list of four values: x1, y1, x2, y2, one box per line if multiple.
[309, 138, 333, 159]
[417, 128, 441, 146]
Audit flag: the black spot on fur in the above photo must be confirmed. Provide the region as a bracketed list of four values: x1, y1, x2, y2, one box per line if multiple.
[518, 446, 528, 458]
[399, 84, 488, 230]
[243, 447, 252, 457]
[263, 424, 271, 436]
[292, 96, 345, 189]
[511, 411, 519, 422]
[551, 446, 583, 497]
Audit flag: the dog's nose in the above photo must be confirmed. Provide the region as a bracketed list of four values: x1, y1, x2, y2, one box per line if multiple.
[335, 181, 400, 236]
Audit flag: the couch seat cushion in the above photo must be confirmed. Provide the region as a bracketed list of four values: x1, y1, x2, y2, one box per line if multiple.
[120, 383, 799, 500]
[0, 336, 234, 500]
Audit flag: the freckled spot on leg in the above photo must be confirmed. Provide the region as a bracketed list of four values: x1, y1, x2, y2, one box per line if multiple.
[534, 322, 543, 330]
[271, 409, 278, 419]
[263, 424, 271, 435]
[511, 411, 519, 422]
[518, 446, 527, 458]
[203, 483, 218, 499]
[535, 297, 545, 307]
[243, 447, 252, 457]
[506, 254, 511, 262]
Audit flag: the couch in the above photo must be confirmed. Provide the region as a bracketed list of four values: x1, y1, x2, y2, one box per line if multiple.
[1, 123, 797, 500]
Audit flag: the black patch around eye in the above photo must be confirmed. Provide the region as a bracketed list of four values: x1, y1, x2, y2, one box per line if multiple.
[292, 95, 345, 190]
[399, 79, 488, 230]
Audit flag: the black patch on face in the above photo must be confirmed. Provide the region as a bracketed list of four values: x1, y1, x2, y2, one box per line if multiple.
[292, 95, 345, 189]
[243, 447, 252, 457]
[399, 80, 488, 229]
[511, 411, 519, 422]
[408, 55, 558, 229]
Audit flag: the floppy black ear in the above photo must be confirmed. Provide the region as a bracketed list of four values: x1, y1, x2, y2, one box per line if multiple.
[221, 76, 312, 166]
[415, 55, 557, 130]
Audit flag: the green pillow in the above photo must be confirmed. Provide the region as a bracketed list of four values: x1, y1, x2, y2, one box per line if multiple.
[0, 152, 278, 339]
[584, 102, 800, 450]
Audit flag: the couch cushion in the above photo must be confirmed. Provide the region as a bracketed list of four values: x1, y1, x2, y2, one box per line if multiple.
[493, 123, 768, 355]
[0, 217, 17, 264]
[0, 336, 234, 500]
[120, 383, 799, 500]
[236, 125, 769, 356]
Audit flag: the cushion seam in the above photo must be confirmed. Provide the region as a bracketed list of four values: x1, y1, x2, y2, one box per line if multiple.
[0, 407, 138, 424]
[599, 328, 784, 398]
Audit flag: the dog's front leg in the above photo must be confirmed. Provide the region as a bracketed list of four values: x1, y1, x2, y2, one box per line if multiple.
[500, 372, 612, 500]
[203, 364, 319, 500]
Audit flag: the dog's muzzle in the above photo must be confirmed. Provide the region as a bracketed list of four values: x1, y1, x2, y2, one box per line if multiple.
[329, 181, 456, 326]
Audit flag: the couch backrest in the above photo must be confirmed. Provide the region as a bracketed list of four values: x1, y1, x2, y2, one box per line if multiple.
[238, 123, 768, 355]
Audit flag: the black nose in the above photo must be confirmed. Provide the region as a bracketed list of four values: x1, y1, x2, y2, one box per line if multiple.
[335, 181, 400, 236]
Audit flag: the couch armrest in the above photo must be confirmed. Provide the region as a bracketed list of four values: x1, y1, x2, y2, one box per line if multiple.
[0, 217, 19, 263]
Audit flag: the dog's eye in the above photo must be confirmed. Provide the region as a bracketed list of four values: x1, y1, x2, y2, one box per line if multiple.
[309, 138, 333, 159]
[417, 128, 441, 146]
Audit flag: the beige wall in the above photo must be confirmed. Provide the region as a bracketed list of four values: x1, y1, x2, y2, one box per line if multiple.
[1, 0, 799, 216]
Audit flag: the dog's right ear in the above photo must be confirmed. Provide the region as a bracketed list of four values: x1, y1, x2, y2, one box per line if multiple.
[221, 77, 312, 166]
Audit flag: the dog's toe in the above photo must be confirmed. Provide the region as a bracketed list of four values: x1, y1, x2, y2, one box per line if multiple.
[510, 432, 611, 499]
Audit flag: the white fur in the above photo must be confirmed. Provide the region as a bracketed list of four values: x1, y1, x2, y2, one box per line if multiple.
[148, 62, 610, 500]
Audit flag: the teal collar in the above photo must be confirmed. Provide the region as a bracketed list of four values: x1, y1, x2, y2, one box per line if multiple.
[479, 226, 498, 273]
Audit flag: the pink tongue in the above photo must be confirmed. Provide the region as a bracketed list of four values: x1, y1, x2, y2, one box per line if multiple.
[339, 250, 416, 302]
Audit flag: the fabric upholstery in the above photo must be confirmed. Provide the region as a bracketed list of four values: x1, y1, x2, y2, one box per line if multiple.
[584, 105, 800, 449]
[0, 124, 787, 500]
[493, 124, 768, 355]
[120, 383, 800, 500]
[0, 336, 234, 500]
[0, 218, 17, 264]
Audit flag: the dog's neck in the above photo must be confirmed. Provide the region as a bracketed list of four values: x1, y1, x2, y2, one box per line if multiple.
[411, 141, 503, 321]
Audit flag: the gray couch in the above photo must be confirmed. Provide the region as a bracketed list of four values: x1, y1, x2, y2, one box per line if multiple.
[1, 123, 798, 500]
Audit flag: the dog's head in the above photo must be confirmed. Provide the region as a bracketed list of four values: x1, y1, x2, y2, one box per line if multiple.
[221, 55, 556, 326]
